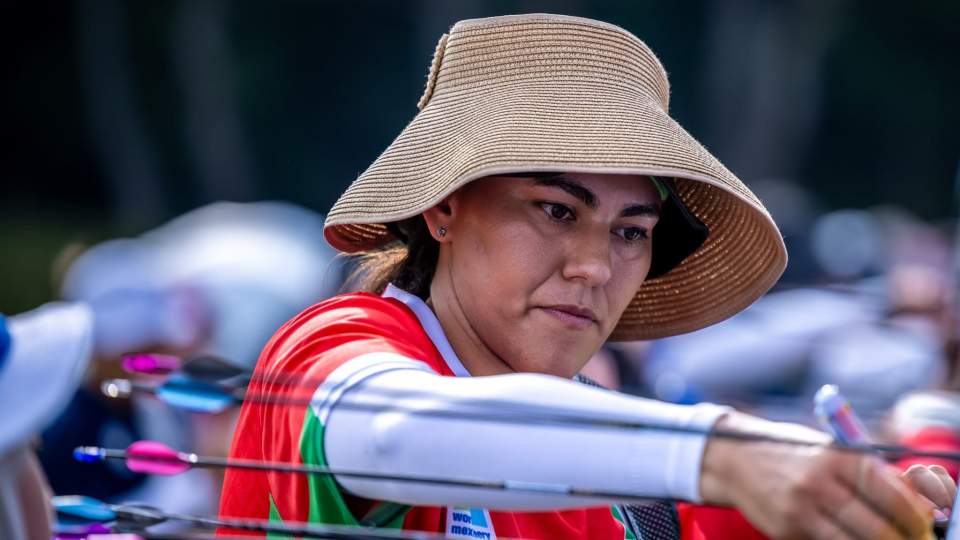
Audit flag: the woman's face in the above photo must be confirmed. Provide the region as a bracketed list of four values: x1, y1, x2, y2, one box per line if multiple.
[427, 172, 661, 378]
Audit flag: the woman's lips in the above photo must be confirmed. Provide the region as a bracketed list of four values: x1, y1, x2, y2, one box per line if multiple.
[539, 305, 598, 330]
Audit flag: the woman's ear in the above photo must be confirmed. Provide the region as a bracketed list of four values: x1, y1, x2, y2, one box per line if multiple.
[422, 193, 459, 242]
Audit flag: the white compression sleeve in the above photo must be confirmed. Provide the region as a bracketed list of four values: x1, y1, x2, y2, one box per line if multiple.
[323, 363, 729, 510]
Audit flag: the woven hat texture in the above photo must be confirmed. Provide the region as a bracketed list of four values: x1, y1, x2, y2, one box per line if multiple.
[324, 13, 787, 340]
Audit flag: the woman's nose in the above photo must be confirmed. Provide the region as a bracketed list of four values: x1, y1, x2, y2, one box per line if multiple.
[560, 235, 612, 287]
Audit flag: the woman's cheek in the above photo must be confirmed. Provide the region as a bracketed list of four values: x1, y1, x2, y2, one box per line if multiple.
[608, 255, 650, 316]
[491, 216, 551, 269]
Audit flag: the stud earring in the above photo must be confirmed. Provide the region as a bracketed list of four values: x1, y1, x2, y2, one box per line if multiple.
[437, 226, 447, 238]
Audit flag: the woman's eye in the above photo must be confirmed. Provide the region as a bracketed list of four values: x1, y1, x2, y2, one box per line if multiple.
[539, 202, 575, 221]
[618, 227, 649, 243]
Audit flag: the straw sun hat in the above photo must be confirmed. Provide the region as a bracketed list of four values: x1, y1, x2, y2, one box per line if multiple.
[324, 13, 787, 340]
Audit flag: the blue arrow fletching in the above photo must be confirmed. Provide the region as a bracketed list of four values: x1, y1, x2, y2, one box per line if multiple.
[52, 495, 116, 525]
[73, 446, 104, 463]
[156, 374, 236, 413]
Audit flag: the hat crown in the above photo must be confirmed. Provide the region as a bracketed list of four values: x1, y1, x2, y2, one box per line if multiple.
[418, 14, 671, 112]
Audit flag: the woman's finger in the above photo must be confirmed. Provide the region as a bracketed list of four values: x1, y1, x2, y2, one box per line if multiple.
[809, 508, 858, 540]
[901, 465, 952, 510]
[928, 465, 957, 507]
[842, 457, 931, 538]
[816, 472, 902, 540]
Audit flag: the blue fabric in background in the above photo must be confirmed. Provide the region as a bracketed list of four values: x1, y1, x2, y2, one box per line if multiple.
[0, 314, 9, 372]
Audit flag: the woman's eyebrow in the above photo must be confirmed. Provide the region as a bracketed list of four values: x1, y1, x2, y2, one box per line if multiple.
[531, 177, 660, 217]
[621, 203, 660, 218]
[532, 177, 597, 208]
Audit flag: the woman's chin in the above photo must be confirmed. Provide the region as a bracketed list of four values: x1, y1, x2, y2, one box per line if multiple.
[507, 338, 600, 377]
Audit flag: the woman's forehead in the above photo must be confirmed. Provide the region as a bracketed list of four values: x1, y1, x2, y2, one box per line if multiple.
[488, 172, 661, 202]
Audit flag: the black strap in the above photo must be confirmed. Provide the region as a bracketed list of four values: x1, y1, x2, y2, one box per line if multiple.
[574, 374, 681, 540]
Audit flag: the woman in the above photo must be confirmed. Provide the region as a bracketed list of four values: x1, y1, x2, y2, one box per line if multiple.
[220, 14, 954, 539]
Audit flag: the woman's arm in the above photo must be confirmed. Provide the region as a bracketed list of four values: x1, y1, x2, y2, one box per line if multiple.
[323, 365, 728, 509]
[324, 363, 945, 538]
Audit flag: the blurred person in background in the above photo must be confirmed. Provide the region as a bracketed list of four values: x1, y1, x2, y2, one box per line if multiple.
[0, 283, 208, 539]
[634, 205, 960, 538]
[643, 208, 957, 423]
[579, 343, 648, 395]
[38, 201, 343, 518]
[0, 306, 91, 540]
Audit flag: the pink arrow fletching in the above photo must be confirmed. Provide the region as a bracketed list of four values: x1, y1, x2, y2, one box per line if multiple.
[126, 440, 190, 476]
[121, 353, 181, 375]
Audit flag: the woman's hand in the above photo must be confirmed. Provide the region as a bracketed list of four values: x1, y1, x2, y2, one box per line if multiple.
[900, 464, 956, 521]
[700, 411, 935, 540]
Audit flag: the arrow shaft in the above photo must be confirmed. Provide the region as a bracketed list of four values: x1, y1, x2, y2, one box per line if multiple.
[106, 379, 960, 464]
[94, 446, 687, 504]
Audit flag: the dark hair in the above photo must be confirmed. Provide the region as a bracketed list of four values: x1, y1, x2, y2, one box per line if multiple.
[348, 216, 438, 300]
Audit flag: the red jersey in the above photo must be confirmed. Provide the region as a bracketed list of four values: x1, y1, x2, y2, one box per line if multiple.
[219, 289, 675, 539]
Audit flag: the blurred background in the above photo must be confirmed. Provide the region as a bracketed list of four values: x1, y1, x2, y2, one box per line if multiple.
[3, 0, 960, 528]
[3, 0, 960, 312]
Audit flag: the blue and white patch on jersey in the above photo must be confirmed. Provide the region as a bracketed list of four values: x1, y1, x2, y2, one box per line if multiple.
[445, 507, 497, 539]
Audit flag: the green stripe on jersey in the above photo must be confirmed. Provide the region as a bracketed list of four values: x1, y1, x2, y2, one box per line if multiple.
[610, 506, 638, 540]
[296, 406, 409, 528]
[268, 494, 293, 539]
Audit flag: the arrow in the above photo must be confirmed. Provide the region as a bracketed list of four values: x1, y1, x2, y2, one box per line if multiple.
[73, 440, 686, 504]
[100, 376, 960, 464]
[104, 377, 237, 414]
[122, 353, 248, 384]
[120, 353, 896, 423]
[96, 370, 960, 536]
[64, 441, 953, 538]
[51, 495, 506, 540]
[96, 376, 960, 536]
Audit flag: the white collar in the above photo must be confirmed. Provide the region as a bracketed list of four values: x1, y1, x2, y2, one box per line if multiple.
[382, 283, 471, 377]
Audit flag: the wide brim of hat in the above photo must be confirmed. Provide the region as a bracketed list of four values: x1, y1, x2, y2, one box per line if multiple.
[325, 82, 786, 340]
